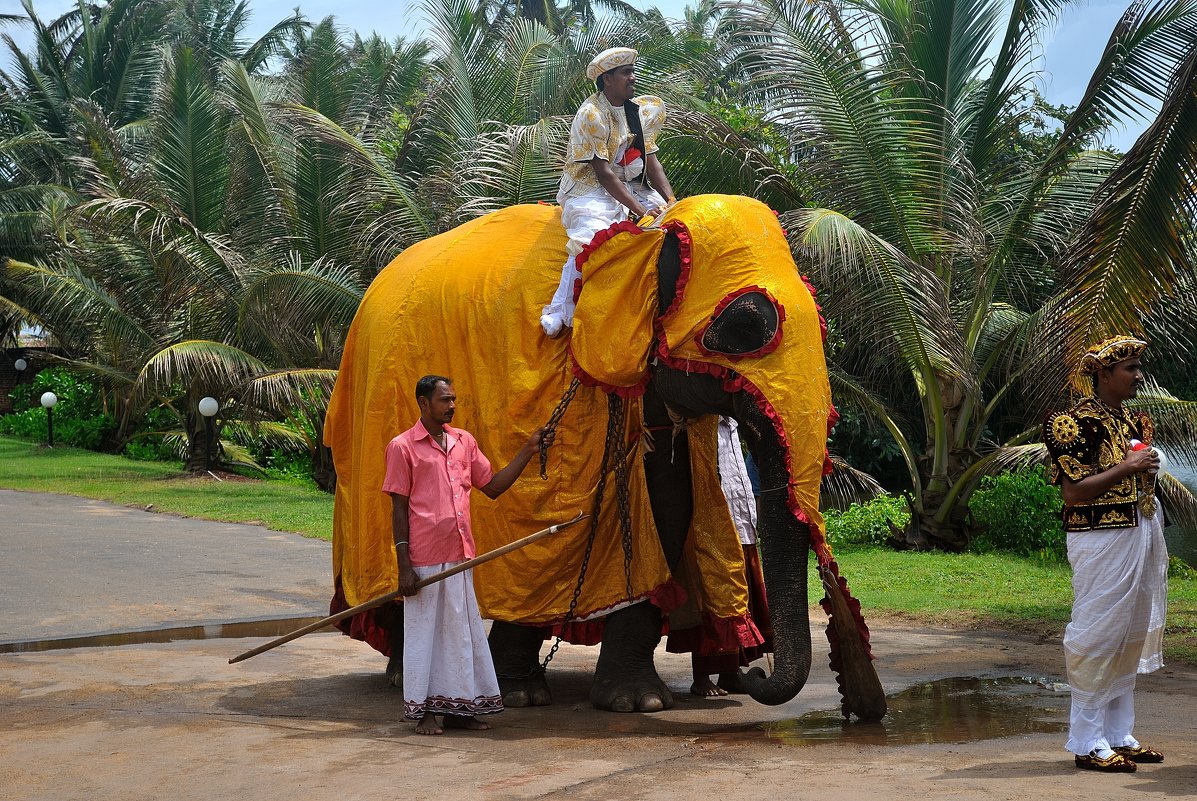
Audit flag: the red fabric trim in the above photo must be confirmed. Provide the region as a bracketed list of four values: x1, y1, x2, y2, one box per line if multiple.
[647, 578, 688, 611]
[800, 273, 829, 343]
[329, 576, 394, 656]
[693, 285, 787, 361]
[546, 579, 688, 645]
[665, 611, 764, 655]
[658, 220, 693, 320]
[550, 617, 606, 646]
[818, 560, 877, 679]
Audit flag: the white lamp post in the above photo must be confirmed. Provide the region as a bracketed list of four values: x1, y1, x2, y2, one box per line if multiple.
[198, 396, 219, 471]
[13, 358, 26, 388]
[40, 391, 58, 447]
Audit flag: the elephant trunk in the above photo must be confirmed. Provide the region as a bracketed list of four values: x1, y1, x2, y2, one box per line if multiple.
[738, 410, 812, 706]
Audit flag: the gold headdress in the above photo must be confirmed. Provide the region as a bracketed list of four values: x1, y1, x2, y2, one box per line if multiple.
[587, 47, 637, 81]
[1079, 336, 1148, 374]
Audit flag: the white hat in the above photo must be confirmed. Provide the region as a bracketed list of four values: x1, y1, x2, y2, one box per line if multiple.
[587, 47, 637, 81]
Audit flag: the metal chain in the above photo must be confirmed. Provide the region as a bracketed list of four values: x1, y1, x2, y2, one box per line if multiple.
[539, 376, 580, 479]
[540, 390, 622, 670]
[609, 395, 636, 602]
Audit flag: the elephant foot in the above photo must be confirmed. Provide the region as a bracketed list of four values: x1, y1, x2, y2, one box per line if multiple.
[489, 620, 552, 706]
[591, 602, 673, 713]
[498, 672, 552, 707]
[590, 669, 674, 712]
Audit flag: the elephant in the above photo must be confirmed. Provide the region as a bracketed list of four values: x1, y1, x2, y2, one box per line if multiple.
[323, 194, 886, 720]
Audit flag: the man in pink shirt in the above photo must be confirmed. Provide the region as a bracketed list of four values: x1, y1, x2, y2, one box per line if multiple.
[384, 375, 551, 735]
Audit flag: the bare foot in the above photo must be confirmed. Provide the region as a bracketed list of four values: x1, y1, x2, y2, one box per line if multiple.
[443, 714, 491, 731]
[690, 676, 729, 697]
[414, 715, 443, 735]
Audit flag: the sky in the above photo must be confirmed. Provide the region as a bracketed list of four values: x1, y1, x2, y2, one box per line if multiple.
[0, 0, 1152, 150]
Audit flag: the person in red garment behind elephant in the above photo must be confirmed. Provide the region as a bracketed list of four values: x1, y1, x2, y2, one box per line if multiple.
[385, 375, 552, 735]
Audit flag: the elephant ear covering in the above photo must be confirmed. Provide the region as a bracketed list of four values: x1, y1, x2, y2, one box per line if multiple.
[569, 221, 664, 396]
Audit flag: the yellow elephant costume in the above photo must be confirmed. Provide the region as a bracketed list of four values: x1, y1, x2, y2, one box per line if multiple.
[324, 194, 864, 662]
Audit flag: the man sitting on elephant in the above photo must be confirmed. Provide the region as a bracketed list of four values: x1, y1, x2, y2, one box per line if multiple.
[539, 46, 678, 338]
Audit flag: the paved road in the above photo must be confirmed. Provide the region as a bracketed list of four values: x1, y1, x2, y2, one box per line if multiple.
[0, 488, 331, 643]
[1, 489, 1195, 801]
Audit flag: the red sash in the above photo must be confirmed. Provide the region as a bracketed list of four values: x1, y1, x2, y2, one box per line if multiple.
[617, 146, 643, 166]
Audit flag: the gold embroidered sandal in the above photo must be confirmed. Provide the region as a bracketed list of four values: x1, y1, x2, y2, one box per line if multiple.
[1074, 750, 1137, 772]
[1113, 745, 1164, 763]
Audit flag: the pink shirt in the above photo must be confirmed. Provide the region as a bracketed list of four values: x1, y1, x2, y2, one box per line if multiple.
[382, 421, 494, 567]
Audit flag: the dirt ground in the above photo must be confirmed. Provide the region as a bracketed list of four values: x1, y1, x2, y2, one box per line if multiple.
[3, 617, 1195, 801]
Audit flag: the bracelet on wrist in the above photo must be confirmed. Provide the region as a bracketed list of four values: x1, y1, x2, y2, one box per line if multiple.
[394, 540, 408, 546]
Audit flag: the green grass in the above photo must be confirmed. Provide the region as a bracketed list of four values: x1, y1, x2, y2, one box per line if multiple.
[818, 544, 1197, 665]
[0, 435, 334, 539]
[2, 433, 1193, 663]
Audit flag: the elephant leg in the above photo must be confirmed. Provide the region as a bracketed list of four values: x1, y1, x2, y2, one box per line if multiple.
[588, 385, 688, 713]
[375, 602, 404, 688]
[591, 601, 673, 712]
[489, 620, 552, 706]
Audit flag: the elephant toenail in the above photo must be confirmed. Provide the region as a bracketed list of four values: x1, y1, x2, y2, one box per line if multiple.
[639, 694, 665, 712]
[610, 696, 636, 713]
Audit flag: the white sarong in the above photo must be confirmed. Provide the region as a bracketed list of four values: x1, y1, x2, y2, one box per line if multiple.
[717, 416, 757, 546]
[403, 564, 503, 720]
[1063, 507, 1167, 753]
[540, 183, 666, 335]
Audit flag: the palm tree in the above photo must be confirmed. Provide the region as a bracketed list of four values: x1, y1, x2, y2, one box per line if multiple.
[704, 0, 1197, 547]
[0, 0, 312, 468]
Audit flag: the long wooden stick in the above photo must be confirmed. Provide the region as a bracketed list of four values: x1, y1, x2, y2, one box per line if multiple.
[228, 512, 587, 665]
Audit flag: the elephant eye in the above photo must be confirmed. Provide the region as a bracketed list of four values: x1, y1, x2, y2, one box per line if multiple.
[700, 290, 782, 358]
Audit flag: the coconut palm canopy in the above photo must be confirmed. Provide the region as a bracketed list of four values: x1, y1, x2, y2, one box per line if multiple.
[1, 0, 1195, 541]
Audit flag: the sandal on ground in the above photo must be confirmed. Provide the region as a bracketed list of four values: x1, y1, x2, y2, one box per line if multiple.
[1074, 750, 1137, 773]
[1113, 745, 1164, 763]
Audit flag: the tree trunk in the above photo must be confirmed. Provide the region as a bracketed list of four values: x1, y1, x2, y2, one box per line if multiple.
[184, 407, 219, 474]
[898, 374, 974, 551]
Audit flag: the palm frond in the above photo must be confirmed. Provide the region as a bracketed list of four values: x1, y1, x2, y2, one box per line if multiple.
[1128, 379, 1197, 468]
[725, 0, 963, 256]
[1031, 40, 1197, 413]
[273, 103, 433, 257]
[821, 452, 885, 511]
[454, 118, 567, 217]
[1157, 471, 1197, 531]
[154, 44, 230, 231]
[794, 207, 972, 390]
[136, 339, 266, 397]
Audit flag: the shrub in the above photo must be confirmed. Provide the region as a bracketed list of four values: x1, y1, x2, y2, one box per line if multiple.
[1169, 555, 1196, 580]
[825, 494, 911, 547]
[123, 438, 179, 462]
[968, 466, 1065, 560]
[0, 367, 114, 450]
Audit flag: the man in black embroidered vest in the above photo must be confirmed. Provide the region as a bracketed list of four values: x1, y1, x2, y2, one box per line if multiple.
[1043, 336, 1168, 773]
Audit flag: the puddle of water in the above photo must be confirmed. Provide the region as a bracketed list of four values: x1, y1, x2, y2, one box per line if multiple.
[0, 616, 325, 654]
[765, 676, 1068, 746]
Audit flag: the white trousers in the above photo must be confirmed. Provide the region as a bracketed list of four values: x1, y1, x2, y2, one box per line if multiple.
[1067, 687, 1139, 755]
[541, 184, 665, 334]
[402, 563, 503, 720]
